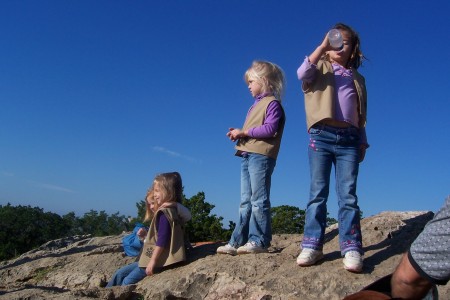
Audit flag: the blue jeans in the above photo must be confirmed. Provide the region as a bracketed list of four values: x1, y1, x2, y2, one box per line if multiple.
[229, 153, 276, 248]
[302, 125, 363, 256]
[106, 262, 147, 287]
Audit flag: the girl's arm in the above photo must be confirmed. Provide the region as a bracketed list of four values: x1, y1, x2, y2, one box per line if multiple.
[145, 246, 164, 276]
[308, 33, 332, 65]
[145, 211, 171, 276]
[248, 101, 282, 138]
[228, 101, 282, 140]
[298, 33, 332, 84]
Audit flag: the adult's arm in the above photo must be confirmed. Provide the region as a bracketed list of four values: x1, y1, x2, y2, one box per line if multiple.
[391, 253, 432, 299]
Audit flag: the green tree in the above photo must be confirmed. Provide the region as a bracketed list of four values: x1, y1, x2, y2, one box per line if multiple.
[107, 212, 129, 235]
[79, 210, 128, 236]
[128, 199, 148, 226]
[326, 213, 338, 226]
[0, 204, 70, 260]
[62, 211, 83, 236]
[271, 205, 306, 234]
[183, 192, 231, 242]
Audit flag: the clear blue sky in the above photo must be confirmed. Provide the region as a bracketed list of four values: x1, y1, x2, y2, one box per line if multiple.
[1, 1, 449, 226]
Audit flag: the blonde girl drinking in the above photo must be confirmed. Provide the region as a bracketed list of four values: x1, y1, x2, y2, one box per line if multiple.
[217, 60, 286, 255]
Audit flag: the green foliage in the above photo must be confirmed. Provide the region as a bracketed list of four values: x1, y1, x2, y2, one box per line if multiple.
[271, 205, 306, 234]
[78, 210, 129, 236]
[0, 203, 71, 261]
[135, 200, 147, 223]
[326, 213, 338, 226]
[127, 199, 150, 228]
[0, 203, 130, 261]
[182, 192, 233, 242]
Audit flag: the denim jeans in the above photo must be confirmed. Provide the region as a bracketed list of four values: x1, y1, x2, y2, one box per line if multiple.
[302, 125, 363, 256]
[229, 153, 276, 248]
[106, 261, 147, 287]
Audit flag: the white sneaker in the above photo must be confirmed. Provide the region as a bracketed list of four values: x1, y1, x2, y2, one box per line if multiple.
[237, 241, 268, 254]
[296, 248, 324, 266]
[216, 244, 237, 255]
[343, 250, 363, 273]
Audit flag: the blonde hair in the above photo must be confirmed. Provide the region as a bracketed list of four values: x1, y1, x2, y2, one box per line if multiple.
[244, 60, 285, 101]
[152, 172, 183, 210]
[143, 188, 154, 222]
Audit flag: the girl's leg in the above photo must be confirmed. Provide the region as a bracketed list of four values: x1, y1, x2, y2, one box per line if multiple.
[122, 265, 147, 285]
[229, 156, 252, 248]
[247, 153, 276, 248]
[302, 128, 334, 250]
[335, 128, 363, 255]
[106, 262, 139, 287]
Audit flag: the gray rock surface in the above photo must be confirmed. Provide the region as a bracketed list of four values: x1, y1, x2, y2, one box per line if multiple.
[1, 211, 448, 299]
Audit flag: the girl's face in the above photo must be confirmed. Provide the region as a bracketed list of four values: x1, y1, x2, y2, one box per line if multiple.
[327, 29, 353, 67]
[247, 77, 263, 98]
[153, 182, 164, 206]
[146, 195, 156, 212]
[149, 201, 155, 212]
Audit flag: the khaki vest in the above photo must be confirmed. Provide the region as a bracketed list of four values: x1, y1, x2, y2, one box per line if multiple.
[235, 96, 285, 159]
[302, 59, 367, 131]
[138, 207, 186, 268]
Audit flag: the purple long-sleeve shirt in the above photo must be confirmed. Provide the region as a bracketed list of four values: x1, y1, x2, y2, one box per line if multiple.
[246, 93, 283, 138]
[155, 213, 170, 248]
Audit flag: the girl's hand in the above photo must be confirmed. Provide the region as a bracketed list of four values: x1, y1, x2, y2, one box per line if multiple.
[137, 228, 147, 240]
[226, 128, 246, 142]
[146, 246, 164, 276]
[145, 262, 155, 276]
[319, 32, 333, 52]
[308, 32, 334, 65]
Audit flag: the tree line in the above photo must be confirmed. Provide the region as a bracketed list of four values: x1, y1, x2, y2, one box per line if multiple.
[0, 191, 337, 261]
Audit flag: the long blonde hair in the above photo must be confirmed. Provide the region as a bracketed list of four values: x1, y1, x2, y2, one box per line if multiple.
[143, 188, 155, 222]
[244, 60, 285, 101]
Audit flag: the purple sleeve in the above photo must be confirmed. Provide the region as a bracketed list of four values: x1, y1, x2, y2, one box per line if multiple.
[297, 56, 317, 83]
[248, 100, 283, 138]
[155, 213, 171, 248]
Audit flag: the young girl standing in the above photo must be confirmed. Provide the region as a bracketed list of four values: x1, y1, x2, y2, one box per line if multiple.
[296, 23, 368, 272]
[217, 60, 286, 255]
[106, 172, 188, 286]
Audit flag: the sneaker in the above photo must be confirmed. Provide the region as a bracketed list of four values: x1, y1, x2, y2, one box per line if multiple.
[296, 248, 324, 266]
[216, 244, 237, 255]
[237, 241, 268, 254]
[343, 251, 363, 273]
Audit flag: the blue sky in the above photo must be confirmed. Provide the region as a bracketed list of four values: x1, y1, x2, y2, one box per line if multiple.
[1, 1, 449, 226]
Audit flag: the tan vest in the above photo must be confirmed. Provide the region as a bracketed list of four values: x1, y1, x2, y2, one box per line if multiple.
[138, 207, 186, 268]
[302, 59, 367, 131]
[235, 96, 285, 159]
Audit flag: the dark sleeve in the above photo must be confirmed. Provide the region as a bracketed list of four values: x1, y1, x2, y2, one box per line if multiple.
[155, 213, 171, 248]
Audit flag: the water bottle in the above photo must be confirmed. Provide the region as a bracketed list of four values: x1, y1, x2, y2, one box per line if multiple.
[328, 29, 343, 50]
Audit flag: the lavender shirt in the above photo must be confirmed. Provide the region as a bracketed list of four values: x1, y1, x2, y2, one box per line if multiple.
[297, 57, 368, 146]
[246, 92, 283, 138]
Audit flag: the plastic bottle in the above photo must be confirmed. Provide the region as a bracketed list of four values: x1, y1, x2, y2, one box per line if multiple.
[328, 29, 343, 50]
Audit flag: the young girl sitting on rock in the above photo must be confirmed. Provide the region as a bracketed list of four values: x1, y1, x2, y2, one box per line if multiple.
[106, 172, 189, 286]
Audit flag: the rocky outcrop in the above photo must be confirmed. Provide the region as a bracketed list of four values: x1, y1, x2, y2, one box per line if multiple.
[1, 211, 448, 299]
